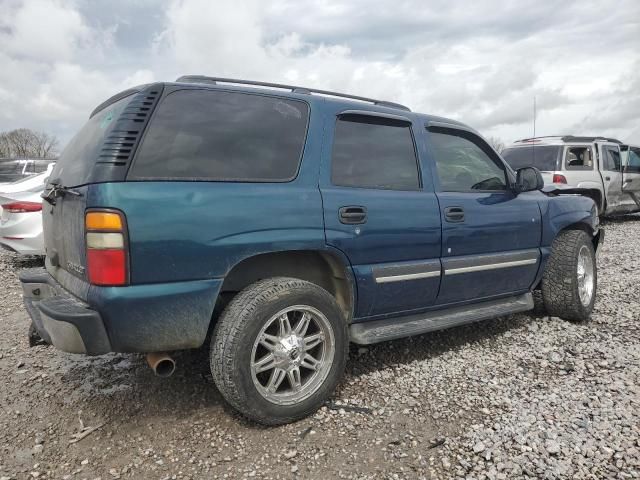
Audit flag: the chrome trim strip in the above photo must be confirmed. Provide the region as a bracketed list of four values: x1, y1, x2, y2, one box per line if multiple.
[444, 258, 538, 275]
[372, 259, 441, 284]
[376, 270, 441, 284]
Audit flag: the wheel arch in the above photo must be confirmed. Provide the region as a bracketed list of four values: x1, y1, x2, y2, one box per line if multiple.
[560, 222, 602, 252]
[581, 188, 604, 214]
[216, 249, 356, 324]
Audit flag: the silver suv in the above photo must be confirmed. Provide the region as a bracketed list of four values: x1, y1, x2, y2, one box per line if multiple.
[502, 136, 640, 216]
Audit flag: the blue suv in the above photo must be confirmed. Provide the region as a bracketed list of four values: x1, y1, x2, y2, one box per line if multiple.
[20, 76, 602, 424]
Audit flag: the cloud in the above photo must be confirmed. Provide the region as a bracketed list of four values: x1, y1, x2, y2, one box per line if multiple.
[0, 0, 91, 62]
[572, 62, 640, 142]
[0, 0, 638, 149]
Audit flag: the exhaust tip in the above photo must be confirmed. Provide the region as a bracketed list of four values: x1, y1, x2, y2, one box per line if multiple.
[146, 352, 176, 377]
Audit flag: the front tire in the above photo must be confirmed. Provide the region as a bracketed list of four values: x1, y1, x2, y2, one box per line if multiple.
[210, 277, 348, 425]
[542, 230, 597, 321]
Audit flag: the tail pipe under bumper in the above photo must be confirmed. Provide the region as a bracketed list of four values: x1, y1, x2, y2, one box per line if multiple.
[146, 352, 176, 377]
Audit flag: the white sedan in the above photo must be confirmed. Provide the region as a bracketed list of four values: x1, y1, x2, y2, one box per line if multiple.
[0, 169, 52, 256]
[0, 189, 44, 255]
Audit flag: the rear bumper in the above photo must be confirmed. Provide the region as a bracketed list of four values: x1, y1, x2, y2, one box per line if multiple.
[20, 268, 111, 354]
[20, 268, 222, 355]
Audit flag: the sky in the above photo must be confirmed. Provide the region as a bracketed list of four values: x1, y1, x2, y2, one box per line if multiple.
[0, 0, 639, 151]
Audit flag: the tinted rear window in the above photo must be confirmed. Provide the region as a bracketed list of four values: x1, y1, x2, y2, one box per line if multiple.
[50, 94, 133, 187]
[502, 146, 561, 171]
[331, 115, 419, 190]
[129, 90, 309, 181]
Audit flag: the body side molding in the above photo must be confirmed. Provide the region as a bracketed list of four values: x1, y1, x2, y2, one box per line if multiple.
[372, 259, 441, 284]
[443, 249, 539, 276]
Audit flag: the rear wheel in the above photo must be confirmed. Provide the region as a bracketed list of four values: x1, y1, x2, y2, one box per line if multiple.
[542, 230, 597, 321]
[210, 277, 348, 425]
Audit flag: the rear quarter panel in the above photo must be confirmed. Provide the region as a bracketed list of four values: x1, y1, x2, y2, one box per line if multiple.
[87, 181, 326, 284]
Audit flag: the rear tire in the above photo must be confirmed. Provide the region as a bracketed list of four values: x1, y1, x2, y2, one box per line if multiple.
[210, 277, 348, 425]
[542, 230, 597, 322]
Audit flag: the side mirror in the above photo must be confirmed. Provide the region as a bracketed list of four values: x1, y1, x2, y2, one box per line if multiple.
[515, 166, 544, 193]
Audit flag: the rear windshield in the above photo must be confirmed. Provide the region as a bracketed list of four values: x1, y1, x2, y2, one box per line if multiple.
[502, 146, 561, 171]
[128, 89, 309, 182]
[49, 94, 134, 187]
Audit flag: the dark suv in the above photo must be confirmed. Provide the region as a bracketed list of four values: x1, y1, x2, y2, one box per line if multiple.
[20, 76, 602, 425]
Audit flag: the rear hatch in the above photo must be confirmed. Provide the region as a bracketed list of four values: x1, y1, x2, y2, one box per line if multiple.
[502, 145, 563, 185]
[42, 84, 163, 298]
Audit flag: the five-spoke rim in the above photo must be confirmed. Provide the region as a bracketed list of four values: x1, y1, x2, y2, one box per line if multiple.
[250, 305, 335, 405]
[577, 245, 595, 307]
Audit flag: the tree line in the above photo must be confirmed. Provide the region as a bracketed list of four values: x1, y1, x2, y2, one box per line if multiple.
[0, 129, 59, 159]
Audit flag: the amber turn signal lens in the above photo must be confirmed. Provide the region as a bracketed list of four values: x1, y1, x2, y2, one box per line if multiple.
[86, 212, 123, 230]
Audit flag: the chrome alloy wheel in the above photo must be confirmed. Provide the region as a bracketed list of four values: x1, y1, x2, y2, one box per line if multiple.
[577, 245, 595, 307]
[250, 305, 335, 405]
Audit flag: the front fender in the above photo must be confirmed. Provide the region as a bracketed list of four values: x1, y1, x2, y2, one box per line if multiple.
[538, 194, 598, 247]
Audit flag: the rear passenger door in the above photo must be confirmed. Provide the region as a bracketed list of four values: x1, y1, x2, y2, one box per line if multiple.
[320, 110, 442, 319]
[426, 124, 541, 305]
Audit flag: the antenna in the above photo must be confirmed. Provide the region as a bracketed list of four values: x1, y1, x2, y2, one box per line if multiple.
[532, 96, 536, 164]
[533, 96, 536, 138]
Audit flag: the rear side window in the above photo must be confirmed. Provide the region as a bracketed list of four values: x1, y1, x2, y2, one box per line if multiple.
[565, 146, 593, 170]
[129, 90, 309, 181]
[331, 115, 419, 190]
[502, 146, 561, 171]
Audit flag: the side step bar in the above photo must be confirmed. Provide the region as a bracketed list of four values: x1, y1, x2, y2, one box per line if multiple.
[349, 293, 533, 345]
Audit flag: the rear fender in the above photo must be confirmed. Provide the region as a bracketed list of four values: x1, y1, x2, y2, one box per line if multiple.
[542, 184, 604, 210]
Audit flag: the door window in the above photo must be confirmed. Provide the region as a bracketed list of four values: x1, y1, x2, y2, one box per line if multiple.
[565, 146, 593, 170]
[331, 115, 420, 190]
[428, 129, 508, 191]
[602, 146, 621, 172]
[626, 147, 640, 173]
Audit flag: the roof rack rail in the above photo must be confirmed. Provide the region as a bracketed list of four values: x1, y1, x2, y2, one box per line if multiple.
[515, 135, 623, 144]
[515, 136, 563, 142]
[175, 75, 411, 112]
[561, 135, 622, 144]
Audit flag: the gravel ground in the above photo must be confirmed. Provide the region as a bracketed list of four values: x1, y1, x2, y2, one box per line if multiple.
[0, 216, 639, 480]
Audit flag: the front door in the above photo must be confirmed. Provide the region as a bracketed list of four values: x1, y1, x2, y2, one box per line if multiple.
[599, 143, 624, 213]
[320, 110, 442, 318]
[425, 125, 542, 306]
[622, 145, 640, 209]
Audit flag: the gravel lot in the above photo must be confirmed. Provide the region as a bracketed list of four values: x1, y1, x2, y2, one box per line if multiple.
[1, 216, 639, 480]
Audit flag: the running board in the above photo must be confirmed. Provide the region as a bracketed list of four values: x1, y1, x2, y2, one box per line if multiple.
[349, 293, 534, 345]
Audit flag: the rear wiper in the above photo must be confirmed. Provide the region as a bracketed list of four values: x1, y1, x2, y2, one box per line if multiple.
[41, 183, 82, 205]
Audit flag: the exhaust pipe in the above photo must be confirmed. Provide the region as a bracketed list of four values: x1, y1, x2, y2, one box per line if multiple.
[146, 352, 176, 378]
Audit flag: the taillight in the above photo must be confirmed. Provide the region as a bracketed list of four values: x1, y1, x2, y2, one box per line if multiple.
[3, 201, 42, 213]
[552, 174, 567, 184]
[85, 210, 128, 286]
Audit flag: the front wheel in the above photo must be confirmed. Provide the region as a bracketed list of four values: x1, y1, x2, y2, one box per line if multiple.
[210, 277, 348, 425]
[542, 230, 597, 321]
